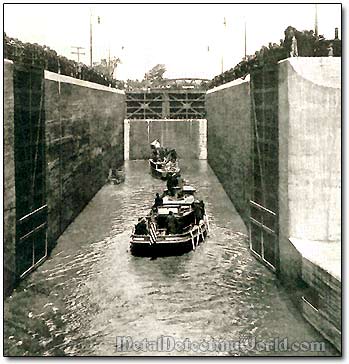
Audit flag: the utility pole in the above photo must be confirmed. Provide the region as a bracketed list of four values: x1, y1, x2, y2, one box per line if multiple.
[89, 10, 101, 67]
[71, 46, 85, 63]
[315, 4, 318, 37]
[244, 21, 247, 59]
[221, 17, 227, 73]
[90, 9, 93, 66]
[108, 47, 111, 76]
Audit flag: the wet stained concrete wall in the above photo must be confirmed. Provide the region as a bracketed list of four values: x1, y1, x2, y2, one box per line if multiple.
[125, 118, 207, 160]
[44, 71, 125, 250]
[278, 57, 341, 282]
[278, 57, 341, 351]
[205, 59, 341, 351]
[4, 66, 126, 294]
[278, 58, 341, 246]
[4, 60, 17, 295]
[205, 77, 252, 227]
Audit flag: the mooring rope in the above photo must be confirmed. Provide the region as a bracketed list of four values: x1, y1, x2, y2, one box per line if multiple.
[204, 214, 210, 235]
[200, 222, 205, 241]
[190, 229, 195, 250]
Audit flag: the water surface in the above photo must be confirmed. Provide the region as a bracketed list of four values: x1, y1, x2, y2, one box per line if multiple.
[4, 160, 338, 356]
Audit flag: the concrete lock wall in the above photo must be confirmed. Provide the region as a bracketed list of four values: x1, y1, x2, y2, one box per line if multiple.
[125, 118, 207, 160]
[4, 63, 126, 294]
[205, 77, 252, 226]
[45, 71, 125, 248]
[278, 57, 341, 281]
[4, 60, 17, 295]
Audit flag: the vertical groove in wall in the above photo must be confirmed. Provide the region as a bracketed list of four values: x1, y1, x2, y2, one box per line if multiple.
[199, 119, 207, 160]
[278, 60, 291, 280]
[58, 74, 63, 238]
[124, 119, 130, 161]
[4, 60, 16, 295]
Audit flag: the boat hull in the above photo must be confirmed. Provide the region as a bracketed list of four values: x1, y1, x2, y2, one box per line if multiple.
[130, 221, 208, 257]
[149, 159, 180, 180]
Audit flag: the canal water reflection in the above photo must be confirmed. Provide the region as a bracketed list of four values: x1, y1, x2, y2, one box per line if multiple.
[4, 160, 338, 356]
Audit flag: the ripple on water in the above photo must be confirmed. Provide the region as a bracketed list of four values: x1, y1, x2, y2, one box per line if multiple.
[4, 161, 339, 356]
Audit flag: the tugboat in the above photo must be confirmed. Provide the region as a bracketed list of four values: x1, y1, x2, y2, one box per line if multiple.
[130, 185, 209, 257]
[149, 140, 180, 180]
[149, 159, 180, 180]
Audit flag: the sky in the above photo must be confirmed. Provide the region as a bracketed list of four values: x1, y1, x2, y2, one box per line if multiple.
[3, 3, 342, 80]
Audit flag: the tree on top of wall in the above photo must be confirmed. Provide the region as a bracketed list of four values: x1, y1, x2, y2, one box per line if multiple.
[3, 32, 124, 89]
[93, 57, 121, 80]
[208, 25, 341, 89]
[144, 64, 167, 81]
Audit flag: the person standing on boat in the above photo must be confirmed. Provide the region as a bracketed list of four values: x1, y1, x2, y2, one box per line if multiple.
[176, 173, 184, 190]
[166, 211, 178, 234]
[169, 149, 177, 161]
[167, 173, 177, 196]
[199, 200, 206, 215]
[172, 173, 179, 187]
[192, 201, 203, 224]
[159, 147, 167, 162]
[154, 193, 163, 208]
[162, 148, 169, 163]
[135, 218, 148, 235]
[152, 148, 159, 162]
[166, 174, 173, 193]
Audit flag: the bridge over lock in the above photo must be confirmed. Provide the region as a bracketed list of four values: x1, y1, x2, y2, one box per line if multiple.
[3, 57, 341, 355]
